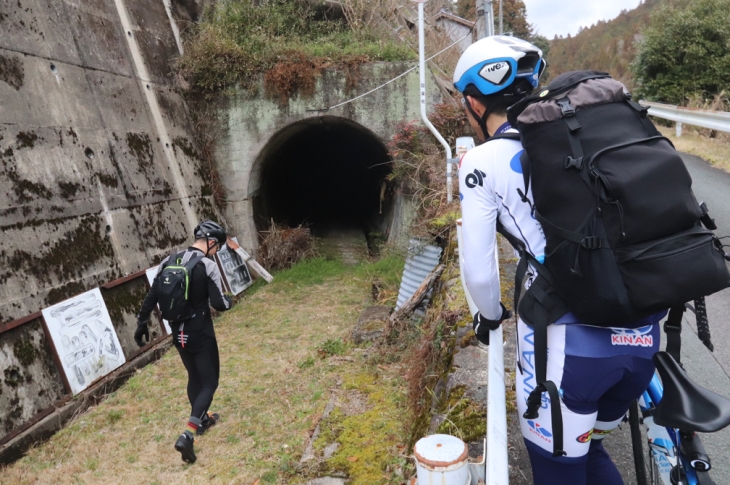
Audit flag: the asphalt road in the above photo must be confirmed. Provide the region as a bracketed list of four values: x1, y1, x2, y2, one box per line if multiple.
[604, 152, 730, 484]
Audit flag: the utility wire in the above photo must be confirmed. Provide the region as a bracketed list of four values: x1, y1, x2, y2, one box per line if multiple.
[306, 27, 474, 112]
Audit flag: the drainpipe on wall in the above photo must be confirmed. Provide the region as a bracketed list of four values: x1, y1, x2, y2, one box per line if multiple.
[416, 0, 457, 204]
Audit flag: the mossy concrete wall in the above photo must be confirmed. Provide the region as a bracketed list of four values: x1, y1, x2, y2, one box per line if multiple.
[217, 62, 443, 250]
[0, 0, 216, 324]
[0, 0, 215, 437]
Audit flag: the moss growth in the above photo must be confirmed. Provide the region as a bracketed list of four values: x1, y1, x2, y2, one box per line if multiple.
[46, 280, 90, 305]
[125, 132, 155, 173]
[314, 371, 408, 485]
[4, 215, 115, 283]
[16, 131, 38, 149]
[58, 181, 82, 199]
[101, 279, 149, 330]
[96, 172, 119, 188]
[13, 336, 38, 367]
[436, 386, 486, 443]
[4, 365, 25, 387]
[171, 136, 200, 160]
[194, 197, 218, 222]
[0, 53, 24, 90]
[128, 203, 187, 250]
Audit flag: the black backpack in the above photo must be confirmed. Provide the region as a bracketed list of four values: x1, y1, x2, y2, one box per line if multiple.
[156, 251, 204, 322]
[500, 71, 730, 456]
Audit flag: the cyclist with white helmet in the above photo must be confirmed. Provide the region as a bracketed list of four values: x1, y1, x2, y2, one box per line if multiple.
[454, 36, 662, 484]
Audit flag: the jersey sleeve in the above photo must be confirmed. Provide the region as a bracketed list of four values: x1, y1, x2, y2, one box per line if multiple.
[459, 151, 503, 320]
[205, 262, 233, 312]
[137, 256, 170, 321]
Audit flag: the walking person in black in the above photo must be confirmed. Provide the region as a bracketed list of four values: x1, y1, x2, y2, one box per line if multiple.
[135, 220, 232, 463]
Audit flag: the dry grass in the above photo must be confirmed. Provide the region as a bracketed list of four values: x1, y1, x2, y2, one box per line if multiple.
[657, 125, 730, 173]
[256, 222, 317, 271]
[1, 256, 410, 485]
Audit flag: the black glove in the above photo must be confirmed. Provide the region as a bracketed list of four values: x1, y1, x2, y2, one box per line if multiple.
[473, 303, 513, 346]
[134, 318, 150, 347]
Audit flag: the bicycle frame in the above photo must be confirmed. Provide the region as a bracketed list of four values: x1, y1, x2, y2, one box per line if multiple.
[640, 373, 704, 485]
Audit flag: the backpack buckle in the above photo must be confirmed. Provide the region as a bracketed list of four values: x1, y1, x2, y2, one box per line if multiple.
[557, 97, 575, 117]
[581, 236, 602, 249]
[564, 156, 584, 170]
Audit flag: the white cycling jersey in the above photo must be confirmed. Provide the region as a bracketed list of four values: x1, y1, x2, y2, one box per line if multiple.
[458, 127, 546, 320]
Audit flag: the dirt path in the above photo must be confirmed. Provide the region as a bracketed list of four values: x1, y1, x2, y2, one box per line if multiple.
[1, 256, 408, 485]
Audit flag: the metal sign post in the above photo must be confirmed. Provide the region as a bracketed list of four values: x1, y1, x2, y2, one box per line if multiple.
[414, 0, 457, 203]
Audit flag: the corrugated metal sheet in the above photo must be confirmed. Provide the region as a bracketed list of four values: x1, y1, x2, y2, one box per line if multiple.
[396, 240, 443, 311]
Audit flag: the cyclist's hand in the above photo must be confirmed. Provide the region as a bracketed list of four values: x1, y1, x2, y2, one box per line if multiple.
[134, 319, 150, 347]
[473, 303, 512, 346]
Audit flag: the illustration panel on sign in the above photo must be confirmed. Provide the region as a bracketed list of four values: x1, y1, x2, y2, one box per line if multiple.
[216, 240, 253, 295]
[146, 265, 171, 334]
[41, 289, 126, 395]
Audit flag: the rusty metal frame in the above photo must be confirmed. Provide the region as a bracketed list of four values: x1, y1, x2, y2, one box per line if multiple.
[0, 333, 171, 448]
[0, 311, 42, 337]
[101, 268, 148, 289]
[0, 267, 163, 437]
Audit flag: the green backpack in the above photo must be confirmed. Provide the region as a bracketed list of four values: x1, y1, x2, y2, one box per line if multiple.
[156, 251, 204, 322]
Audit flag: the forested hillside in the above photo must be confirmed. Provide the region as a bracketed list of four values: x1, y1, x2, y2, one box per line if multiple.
[546, 0, 664, 88]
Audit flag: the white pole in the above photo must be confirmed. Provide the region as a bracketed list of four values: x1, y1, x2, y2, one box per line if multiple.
[418, 1, 454, 203]
[486, 243, 509, 485]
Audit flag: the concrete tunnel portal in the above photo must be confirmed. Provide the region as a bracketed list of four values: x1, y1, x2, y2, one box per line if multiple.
[252, 117, 394, 239]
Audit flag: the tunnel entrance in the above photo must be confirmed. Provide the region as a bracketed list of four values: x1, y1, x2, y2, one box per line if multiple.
[252, 117, 393, 240]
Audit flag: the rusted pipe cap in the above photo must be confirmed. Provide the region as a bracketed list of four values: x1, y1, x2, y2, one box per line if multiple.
[413, 434, 469, 470]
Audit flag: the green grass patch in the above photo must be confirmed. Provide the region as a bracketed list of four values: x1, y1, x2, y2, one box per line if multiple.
[270, 256, 348, 286]
[317, 338, 346, 358]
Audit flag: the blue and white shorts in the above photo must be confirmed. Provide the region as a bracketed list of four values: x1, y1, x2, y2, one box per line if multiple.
[516, 313, 663, 458]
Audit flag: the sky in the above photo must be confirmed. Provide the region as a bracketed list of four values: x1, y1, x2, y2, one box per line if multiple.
[521, 0, 642, 39]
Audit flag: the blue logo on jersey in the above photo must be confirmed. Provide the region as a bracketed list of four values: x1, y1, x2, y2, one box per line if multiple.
[527, 420, 553, 439]
[510, 150, 524, 174]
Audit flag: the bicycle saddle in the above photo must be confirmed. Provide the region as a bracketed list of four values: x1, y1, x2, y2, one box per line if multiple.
[653, 351, 730, 433]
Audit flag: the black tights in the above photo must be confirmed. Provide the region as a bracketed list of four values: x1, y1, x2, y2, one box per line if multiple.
[175, 334, 219, 420]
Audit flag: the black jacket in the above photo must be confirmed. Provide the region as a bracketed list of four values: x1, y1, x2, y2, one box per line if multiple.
[139, 247, 232, 337]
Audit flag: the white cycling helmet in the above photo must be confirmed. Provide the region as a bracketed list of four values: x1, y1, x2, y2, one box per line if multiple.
[453, 35, 545, 95]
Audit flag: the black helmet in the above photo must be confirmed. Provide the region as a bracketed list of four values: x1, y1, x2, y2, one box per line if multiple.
[194, 220, 227, 247]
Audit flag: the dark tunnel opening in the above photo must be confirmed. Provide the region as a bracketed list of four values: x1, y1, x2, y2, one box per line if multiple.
[253, 117, 393, 239]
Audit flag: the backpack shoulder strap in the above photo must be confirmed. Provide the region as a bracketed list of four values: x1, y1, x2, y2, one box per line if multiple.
[183, 252, 205, 272]
[161, 251, 181, 270]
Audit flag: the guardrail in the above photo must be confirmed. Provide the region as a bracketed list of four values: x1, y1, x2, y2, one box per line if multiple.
[639, 100, 730, 137]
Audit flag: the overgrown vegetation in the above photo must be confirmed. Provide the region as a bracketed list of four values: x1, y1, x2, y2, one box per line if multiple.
[256, 222, 317, 271]
[177, 0, 413, 96]
[632, 0, 730, 104]
[388, 103, 471, 239]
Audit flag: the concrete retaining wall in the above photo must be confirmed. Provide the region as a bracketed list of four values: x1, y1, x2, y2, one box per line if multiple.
[0, 0, 215, 437]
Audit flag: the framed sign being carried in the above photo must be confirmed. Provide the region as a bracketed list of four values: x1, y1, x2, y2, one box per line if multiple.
[215, 238, 253, 295]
